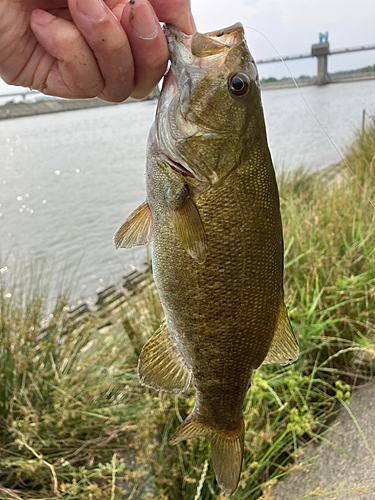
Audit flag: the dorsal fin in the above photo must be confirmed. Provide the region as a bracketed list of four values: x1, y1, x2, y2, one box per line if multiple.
[114, 201, 153, 249]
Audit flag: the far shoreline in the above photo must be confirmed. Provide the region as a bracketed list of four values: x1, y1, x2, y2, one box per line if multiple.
[1, 72, 374, 120]
[260, 70, 375, 90]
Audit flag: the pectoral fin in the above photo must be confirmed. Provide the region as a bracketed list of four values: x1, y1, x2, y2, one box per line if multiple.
[263, 302, 299, 366]
[166, 184, 206, 264]
[160, 162, 207, 264]
[171, 197, 207, 264]
[138, 320, 191, 393]
[114, 201, 153, 249]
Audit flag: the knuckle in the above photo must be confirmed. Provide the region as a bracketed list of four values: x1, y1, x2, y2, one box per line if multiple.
[100, 93, 129, 103]
[92, 18, 128, 56]
[146, 52, 167, 74]
[131, 87, 154, 100]
[62, 60, 104, 97]
[102, 36, 126, 57]
[100, 80, 134, 103]
[75, 82, 104, 98]
[59, 25, 85, 49]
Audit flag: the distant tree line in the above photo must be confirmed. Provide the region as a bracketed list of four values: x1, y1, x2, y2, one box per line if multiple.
[329, 64, 375, 76]
[260, 64, 375, 83]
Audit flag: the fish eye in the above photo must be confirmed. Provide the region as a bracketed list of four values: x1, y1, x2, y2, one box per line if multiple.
[228, 73, 250, 97]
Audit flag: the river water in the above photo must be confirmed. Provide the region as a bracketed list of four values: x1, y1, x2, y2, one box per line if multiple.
[1, 79, 375, 304]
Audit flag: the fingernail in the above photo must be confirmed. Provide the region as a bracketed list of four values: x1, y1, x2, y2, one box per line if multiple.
[189, 11, 197, 34]
[130, 0, 158, 40]
[78, 0, 106, 21]
[32, 9, 55, 26]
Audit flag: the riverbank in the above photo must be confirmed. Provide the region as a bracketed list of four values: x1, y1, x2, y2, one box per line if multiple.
[0, 87, 159, 120]
[1, 71, 374, 119]
[0, 118, 375, 499]
[261, 70, 375, 90]
[271, 380, 375, 499]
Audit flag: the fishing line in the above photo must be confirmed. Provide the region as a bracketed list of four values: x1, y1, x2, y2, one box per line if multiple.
[244, 25, 375, 210]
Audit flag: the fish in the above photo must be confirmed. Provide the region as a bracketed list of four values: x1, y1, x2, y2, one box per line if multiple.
[114, 22, 299, 496]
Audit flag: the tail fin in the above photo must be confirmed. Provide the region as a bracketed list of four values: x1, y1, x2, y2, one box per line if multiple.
[170, 413, 244, 496]
[210, 422, 244, 496]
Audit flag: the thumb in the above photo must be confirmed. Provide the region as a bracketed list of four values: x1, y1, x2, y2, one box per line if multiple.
[150, 0, 196, 34]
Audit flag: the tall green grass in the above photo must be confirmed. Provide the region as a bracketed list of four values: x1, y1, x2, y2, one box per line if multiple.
[0, 118, 375, 499]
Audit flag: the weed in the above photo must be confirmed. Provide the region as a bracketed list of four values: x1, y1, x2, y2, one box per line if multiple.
[0, 119, 375, 498]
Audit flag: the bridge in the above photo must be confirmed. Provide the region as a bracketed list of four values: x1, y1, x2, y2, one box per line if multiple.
[0, 87, 160, 120]
[256, 35, 375, 85]
[0, 89, 41, 100]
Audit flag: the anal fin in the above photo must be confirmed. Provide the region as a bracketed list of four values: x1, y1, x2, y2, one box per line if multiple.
[169, 414, 210, 444]
[114, 201, 153, 249]
[138, 320, 191, 393]
[262, 301, 299, 366]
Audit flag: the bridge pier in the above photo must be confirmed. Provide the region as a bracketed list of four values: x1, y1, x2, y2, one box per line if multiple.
[311, 42, 330, 85]
[256, 40, 375, 86]
[316, 55, 329, 85]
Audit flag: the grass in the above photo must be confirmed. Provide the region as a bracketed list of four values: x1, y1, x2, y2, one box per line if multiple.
[1, 118, 375, 499]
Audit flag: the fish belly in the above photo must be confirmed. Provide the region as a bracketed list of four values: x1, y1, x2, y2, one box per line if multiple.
[150, 156, 283, 429]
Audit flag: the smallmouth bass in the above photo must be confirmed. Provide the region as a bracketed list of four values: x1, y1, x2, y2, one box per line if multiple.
[115, 22, 298, 496]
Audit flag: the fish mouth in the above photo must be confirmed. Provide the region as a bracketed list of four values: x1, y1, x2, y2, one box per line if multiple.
[161, 22, 258, 114]
[156, 23, 257, 184]
[164, 22, 247, 87]
[165, 22, 245, 61]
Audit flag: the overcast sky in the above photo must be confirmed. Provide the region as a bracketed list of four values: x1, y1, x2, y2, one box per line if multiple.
[1, 0, 374, 95]
[192, 0, 375, 78]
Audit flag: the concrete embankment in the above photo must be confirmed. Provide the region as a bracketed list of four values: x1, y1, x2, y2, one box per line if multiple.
[0, 97, 117, 120]
[2, 72, 374, 119]
[271, 381, 375, 499]
[0, 87, 159, 121]
[261, 71, 375, 90]
[66, 267, 154, 340]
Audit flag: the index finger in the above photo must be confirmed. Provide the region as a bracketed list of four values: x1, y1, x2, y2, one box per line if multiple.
[149, 0, 196, 34]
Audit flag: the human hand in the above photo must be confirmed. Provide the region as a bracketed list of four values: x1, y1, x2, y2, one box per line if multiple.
[0, 0, 195, 102]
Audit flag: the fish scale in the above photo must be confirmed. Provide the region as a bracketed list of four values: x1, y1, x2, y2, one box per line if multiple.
[114, 22, 299, 496]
